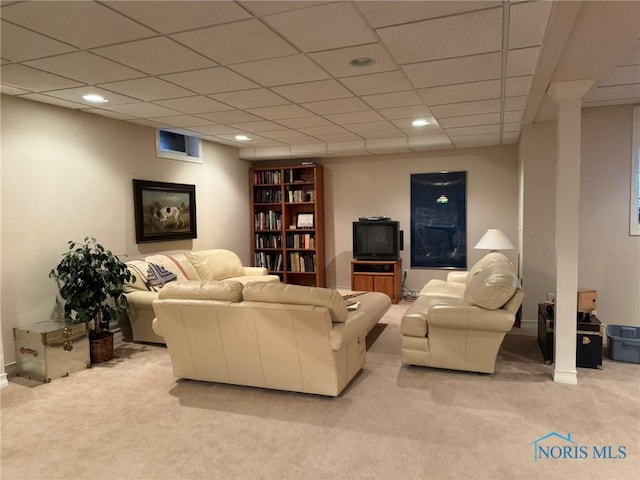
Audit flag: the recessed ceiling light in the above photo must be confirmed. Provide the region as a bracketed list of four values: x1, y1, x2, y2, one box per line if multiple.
[412, 118, 431, 127]
[349, 57, 376, 67]
[235, 135, 250, 141]
[82, 94, 108, 103]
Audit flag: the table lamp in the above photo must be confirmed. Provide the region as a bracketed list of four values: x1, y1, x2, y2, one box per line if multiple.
[474, 229, 515, 252]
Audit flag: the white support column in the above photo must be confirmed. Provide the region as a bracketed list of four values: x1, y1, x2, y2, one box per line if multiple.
[547, 80, 594, 385]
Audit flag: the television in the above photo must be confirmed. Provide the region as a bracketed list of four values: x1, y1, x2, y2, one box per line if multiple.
[353, 220, 402, 260]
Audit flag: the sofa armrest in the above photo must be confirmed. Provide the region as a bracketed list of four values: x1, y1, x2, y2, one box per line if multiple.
[124, 290, 157, 308]
[328, 314, 370, 351]
[427, 305, 515, 332]
[243, 266, 269, 276]
[447, 271, 468, 284]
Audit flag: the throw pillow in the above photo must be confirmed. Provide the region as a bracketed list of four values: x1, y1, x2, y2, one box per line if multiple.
[464, 255, 517, 310]
[123, 260, 152, 292]
[185, 249, 245, 281]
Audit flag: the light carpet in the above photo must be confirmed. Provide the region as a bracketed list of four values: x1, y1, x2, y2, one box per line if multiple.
[1, 303, 639, 480]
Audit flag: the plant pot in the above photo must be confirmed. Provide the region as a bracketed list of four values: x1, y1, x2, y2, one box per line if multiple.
[90, 330, 114, 364]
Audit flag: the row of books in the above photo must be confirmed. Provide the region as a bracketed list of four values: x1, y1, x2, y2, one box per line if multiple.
[254, 188, 282, 203]
[284, 168, 314, 184]
[254, 211, 281, 231]
[255, 233, 282, 249]
[286, 189, 314, 203]
[286, 233, 315, 249]
[288, 252, 316, 272]
[255, 252, 283, 271]
[253, 170, 281, 185]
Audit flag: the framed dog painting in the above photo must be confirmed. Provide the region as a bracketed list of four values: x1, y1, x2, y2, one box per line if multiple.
[133, 179, 197, 243]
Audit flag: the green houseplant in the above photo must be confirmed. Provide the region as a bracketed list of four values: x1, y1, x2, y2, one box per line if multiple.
[49, 236, 133, 363]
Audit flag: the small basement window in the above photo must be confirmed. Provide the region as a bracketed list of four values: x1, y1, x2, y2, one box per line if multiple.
[156, 129, 202, 163]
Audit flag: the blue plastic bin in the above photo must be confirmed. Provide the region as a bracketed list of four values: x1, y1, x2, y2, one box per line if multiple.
[606, 325, 640, 364]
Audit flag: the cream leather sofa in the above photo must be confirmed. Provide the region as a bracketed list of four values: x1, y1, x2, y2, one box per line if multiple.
[152, 281, 391, 396]
[401, 252, 524, 374]
[123, 249, 280, 343]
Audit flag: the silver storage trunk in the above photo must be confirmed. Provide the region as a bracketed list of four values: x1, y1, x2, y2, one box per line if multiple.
[13, 319, 90, 383]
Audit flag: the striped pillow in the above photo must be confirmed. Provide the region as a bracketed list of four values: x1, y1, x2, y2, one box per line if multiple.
[147, 263, 178, 290]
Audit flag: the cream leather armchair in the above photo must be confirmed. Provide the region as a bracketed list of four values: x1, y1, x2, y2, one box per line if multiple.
[401, 252, 524, 374]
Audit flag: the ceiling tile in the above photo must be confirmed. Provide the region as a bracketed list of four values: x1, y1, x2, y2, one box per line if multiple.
[195, 110, 263, 124]
[272, 79, 353, 103]
[1, 84, 30, 95]
[430, 99, 501, 118]
[509, 1, 552, 49]
[25, 51, 143, 84]
[19, 93, 86, 109]
[362, 91, 423, 109]
[229, 121, 284, 132]
[418, 79, 501, 106]
[339, 71, 413, 96]
[0, 20, 76, 62]
[85, 108, 136, 121]
[160, 67, 258, 94]
[357, 1, 501, 29]
[170, 19, 297, 65]
[505, 76, 532, 97]
[504, 110, 524, 123]
[99, 77, 193, 101]
[93, 37, 216, 75]
[276, 116, 333, 129]
[284, 136, 327, 146]
[104, 1, 252, 33]
[323, 110, 385, 125]
[357, 128, 406, 139]
[209, 89, 289, 109]
[148, 114, 212, 127]
[101, 102, 181, 118]
[309, 44, 399, 78]
[328, 140, 367, 155]
[616, 40, 640, 66]
[41, 86, 139, 107]
[263, 2, 377, 52]
[451, 133, 501, 147]
[445, 124, 500, 136]
[439, 112, 501, 128]
[302, 97, 370, 115]
[504, 95, 527, 111]
[214, 134, 284, 147]
[245, 104, 314, 120]
[595, 64, 640, 87]
[342, 120, 398, 133]
[0, 1, 155, 48]
[506, 47, 541, 77]
[190, 125, 242, 135]
[378, 8, 502, 64]
[1, 64, 83, 92]
[377, 105, 433, 120]
[366, 137, 409, 154]
[229, 55, 330, 86]
[503, 122, 522, 133]
[391, 117, 443, 131]
[403, 52, 502, 88]
[408, 134, 453, 151]
[314, 132, 364, 142]
[297, 125, 350, 136]
[583, 84, 640, 102]
[241, 1, 327, 16]
[258, 129, 314, 140]
[153, 96, 232, 114]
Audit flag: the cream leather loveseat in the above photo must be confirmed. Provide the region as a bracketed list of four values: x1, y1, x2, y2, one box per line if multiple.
[123, 249, 280, 343]
[401, 252, 524, 374]
[152, 281, 391, 396]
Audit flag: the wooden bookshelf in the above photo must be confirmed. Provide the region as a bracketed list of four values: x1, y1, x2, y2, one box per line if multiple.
[250, 164, 325, 287]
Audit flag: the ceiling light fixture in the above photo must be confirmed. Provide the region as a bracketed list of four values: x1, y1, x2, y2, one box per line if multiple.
[349, 57, 376, 67]
[82, 94, 108, 103]
[235, 134, 250, 141]
[412, 118, 430, 127]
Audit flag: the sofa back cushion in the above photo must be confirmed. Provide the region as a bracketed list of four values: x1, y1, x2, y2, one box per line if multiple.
[464, 252, 517, 310]
[158, 280, 244, 302]
[184, 249, 245, 281]
[242, 282, 348, 323]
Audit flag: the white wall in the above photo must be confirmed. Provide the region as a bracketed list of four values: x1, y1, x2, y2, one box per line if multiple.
[317, 145, 520, 292]
[1, 95, 251, 364]
[520, 104, 639, 326]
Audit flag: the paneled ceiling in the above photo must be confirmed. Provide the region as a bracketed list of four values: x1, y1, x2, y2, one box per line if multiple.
[1, 1, 639, 160]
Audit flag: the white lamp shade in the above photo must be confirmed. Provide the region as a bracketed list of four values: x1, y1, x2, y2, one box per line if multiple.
[474, 229, 515, 250]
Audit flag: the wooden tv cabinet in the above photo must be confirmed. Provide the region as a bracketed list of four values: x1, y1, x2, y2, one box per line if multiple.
[351, 259, 402, 304]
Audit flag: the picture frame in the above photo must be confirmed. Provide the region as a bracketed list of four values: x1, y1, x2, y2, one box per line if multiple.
[133, 179, 197, 243]
[297, 213, 314, 229]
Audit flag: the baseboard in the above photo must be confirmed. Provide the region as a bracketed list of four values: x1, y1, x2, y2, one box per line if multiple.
[0, 373, 8, 389]
[553, 369, 578, 385]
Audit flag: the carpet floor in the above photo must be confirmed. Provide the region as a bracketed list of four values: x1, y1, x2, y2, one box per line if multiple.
[1, 302, 638, 480]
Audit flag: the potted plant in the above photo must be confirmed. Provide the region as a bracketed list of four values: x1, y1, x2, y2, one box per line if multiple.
[49, 236, 133, 363]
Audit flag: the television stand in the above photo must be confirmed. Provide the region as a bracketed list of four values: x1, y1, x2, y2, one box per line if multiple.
[351, 259, 402, 304]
